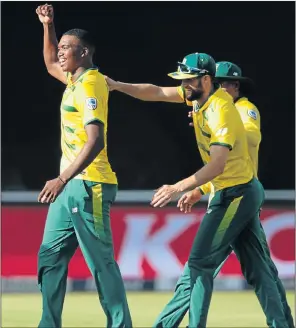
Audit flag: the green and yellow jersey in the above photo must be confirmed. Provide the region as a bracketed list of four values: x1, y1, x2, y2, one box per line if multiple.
[177, 86, 253, 191]
[199, 97, 261, 197]
[60, 68, 117, 184]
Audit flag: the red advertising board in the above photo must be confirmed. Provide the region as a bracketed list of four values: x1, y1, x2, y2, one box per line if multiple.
[1, 206, 295, 279]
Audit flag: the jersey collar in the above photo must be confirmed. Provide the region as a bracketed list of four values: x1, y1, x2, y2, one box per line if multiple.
[234, 96, 248, 104]
[196, 86, 221, 113]
[68, 66, 98, 85]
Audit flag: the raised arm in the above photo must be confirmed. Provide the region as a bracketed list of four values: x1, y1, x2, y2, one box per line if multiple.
[36, 4, 67, 84]
[105, 76, 184, 103]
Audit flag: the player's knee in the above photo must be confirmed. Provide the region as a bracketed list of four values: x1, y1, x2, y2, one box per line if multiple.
[37, 244, 54, 291]
[244, 272, 256, 286]
[241, 265, 261, 286]
[174, 280, 191, 295]
[188, 256, 205, 271]
[266, 258, 279, 276]
[38, 243, 62, 268]
[188, 252, 218, 274]
[38, 243, 69, 291]
[38, 242, 55, 256]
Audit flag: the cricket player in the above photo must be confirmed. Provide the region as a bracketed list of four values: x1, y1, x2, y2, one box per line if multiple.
[153, 61, 295, 328]
[106, 53, 289, 327]
[36, 4, 132, 327]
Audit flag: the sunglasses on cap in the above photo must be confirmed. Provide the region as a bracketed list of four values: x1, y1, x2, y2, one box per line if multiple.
[177, 62, 210, 75]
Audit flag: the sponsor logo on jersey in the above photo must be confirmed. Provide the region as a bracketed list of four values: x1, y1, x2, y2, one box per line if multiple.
[248, 109, 257, 120]
[86, 97, 97, 110]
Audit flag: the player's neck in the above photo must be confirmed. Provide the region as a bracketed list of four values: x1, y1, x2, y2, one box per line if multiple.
[197, 84, 216, 108]
[71, 63, 94, 82]
[233, 91, 242, 103]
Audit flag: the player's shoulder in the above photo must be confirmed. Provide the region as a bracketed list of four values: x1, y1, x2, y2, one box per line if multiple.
[80, 69, 108, 93]
[236, 97, 260, 121]
[81, 69, 105, 85]
[211, 88, 236, 112]
[236, 97, 259, 111]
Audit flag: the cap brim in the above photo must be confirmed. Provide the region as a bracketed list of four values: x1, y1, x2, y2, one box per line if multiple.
[168, 71, 199, 80]
[216, 76, 254, 84]
[216, 76, 255, 95]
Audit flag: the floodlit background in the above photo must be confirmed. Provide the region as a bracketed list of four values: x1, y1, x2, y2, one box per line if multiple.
[1, 1, 295, 327]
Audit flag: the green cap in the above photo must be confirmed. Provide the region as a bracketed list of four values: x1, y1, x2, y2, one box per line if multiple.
[215, 61, 253, 84]
[168, 53, 216, 80]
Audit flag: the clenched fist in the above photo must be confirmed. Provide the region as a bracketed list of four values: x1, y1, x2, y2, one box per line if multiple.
[36, 3, 54, 24]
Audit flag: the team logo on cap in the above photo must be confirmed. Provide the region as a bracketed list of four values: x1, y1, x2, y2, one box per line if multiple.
[86, 97, 97, 110]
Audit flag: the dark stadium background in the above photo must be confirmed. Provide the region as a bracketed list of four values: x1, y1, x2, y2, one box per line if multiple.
[2, 1, 295, 191]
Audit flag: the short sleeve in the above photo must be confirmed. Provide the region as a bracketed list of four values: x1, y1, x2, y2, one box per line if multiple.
[76, 81, 107, 127]
[177, 86, 193, 107]
[239, 106, 261, 147]
[199, 182, 211, 195]
[208, 104, 237, 150]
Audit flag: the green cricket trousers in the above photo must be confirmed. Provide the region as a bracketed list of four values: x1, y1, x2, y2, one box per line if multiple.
[154, 178, 291, 328]
[154, 230, 294, 327]
[37, 179, 132, 328]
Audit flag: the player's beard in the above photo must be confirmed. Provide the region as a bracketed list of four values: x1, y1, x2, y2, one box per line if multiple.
[185, 79, 204, 101]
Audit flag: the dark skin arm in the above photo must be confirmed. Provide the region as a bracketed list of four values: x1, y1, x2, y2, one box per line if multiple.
[38, 122, 105, 203]
[36, 4, 67, 84]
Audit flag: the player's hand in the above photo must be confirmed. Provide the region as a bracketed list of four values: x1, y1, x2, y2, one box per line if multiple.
[188, 110, 194, 127]
[150, 184, 180, 208]
[104, 75, 119, 91]
[36, 4, 54, 25]
[177, 188, 202, 213]
[38, 177, 65, 203]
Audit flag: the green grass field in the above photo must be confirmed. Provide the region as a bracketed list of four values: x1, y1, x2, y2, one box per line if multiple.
[2, 291, 295, 327]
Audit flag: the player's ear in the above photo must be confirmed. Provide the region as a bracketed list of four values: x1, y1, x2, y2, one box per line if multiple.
[204, 75, 211, 83]
[81, 47, 89, 57]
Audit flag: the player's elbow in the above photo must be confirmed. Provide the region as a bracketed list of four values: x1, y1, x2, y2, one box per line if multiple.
[212, 158, 227, 176]
[142, 85, 164, 101]
[44, 56, 55, 70]
[93, 137, 104, 155]
[44, 61, 62, 78]
[216, 162, 226, 175]
[209, 145, 230, 176]
[86, 136, 104, 156]
[46, 67, 57, 79]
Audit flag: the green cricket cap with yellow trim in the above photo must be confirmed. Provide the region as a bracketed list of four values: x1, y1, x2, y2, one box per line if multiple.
[168, 52, 216, 80]
[215, 61, 253, 84]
